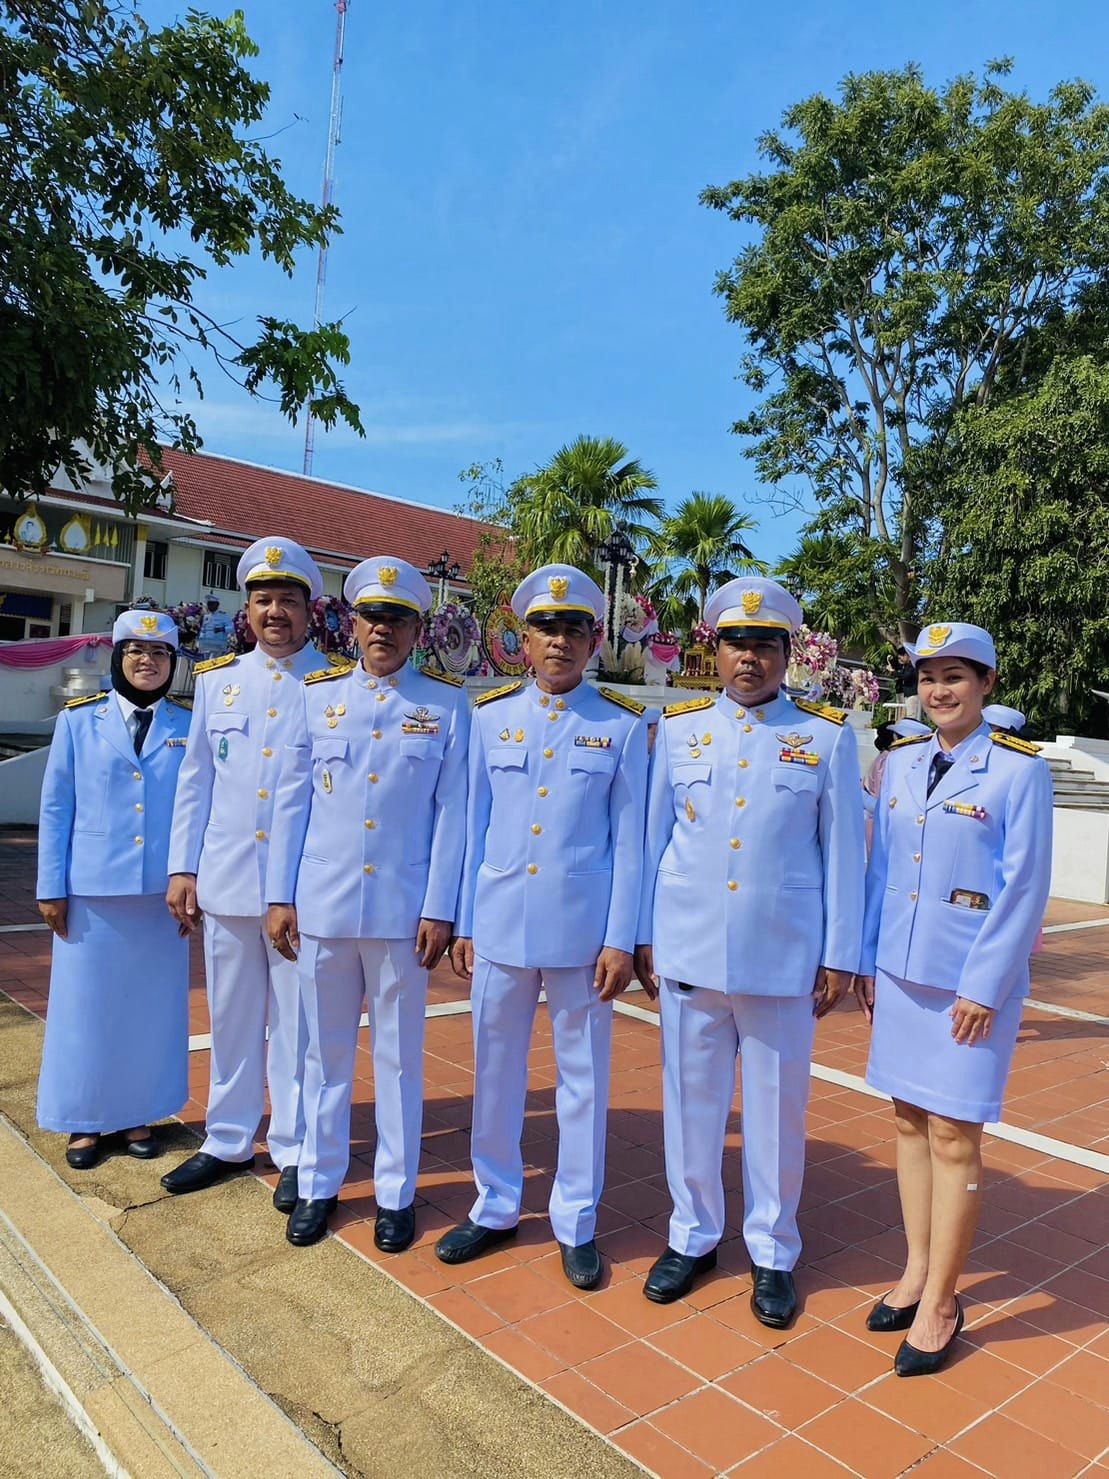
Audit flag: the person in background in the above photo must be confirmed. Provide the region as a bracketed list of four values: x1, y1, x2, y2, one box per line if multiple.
[855, 624, 1053, 1376]
[197, 594, 234, 659]
[36, 611, 192, 1168]
[982, 704, 1026, 736]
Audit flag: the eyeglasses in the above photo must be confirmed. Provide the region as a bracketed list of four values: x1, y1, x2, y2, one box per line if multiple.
[120, 643, 173, 661]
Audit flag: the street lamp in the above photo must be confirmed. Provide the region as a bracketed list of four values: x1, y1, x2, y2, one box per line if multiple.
[427, 548, 461, 606]
[597, 528, 638, 648]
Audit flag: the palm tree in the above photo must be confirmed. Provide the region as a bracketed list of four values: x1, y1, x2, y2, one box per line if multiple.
[649, 493, 766, 626]
[508, 435, 663, 577]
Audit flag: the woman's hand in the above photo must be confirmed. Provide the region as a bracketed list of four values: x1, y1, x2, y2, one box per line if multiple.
[38, 898, 68, 938]
[950, 997, 995, 1046]
[853, 974, 875, 1024]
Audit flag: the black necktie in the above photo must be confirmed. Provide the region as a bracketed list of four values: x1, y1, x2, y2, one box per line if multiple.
[927, 751, 953, 797]
[133, 708, 153, 756]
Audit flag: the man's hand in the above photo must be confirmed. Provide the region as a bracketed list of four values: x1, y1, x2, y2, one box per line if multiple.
[38, 898, 67, 939]
[416, 918, 452, 969]
[267, 904, 300, 962]
[633, 944, 659, 1001]
[813, 966, 852, 1019]
[166, 873, 201, 932]
[594, 947, 634, 1002]
[853, 974, 876, 1025]
[450, 936, 475, 980]
[951, 997, 995, 1046]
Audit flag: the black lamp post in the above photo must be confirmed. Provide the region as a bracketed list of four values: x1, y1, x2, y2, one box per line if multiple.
[427, 548, 461, 606]
[597, 528, 637, 648]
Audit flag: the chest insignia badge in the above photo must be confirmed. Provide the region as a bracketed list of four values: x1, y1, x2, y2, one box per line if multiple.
[217, 736, 229, 762]
[889, 796, 898, 808]
[574, 735, 612, 748]
[499, 727, 510, 741]
[779, 748, 820, 766]
[943, 800, 987, 820]
[402, 705, 441, 735]
[514, 728, 525, 743]
[322, 767, 333, 794]
[685, 797, 696, 822]
[222, 683, 240, 708]
[164, 736, 187, 748]
[776, 731, 813, 748]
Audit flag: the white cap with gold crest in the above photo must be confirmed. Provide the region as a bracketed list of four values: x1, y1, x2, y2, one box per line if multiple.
[511, 563, 604, 625]
[343, 556, 432, 616]
[111, 609, 179, 648]
[236, 537, 323, 601]
[704, 576, 803, 637]
[905, 622, 996, 668]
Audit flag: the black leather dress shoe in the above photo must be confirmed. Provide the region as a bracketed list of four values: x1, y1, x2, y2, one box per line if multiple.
[65, 1136, 102, 1170]
[160, 1151, 255, 1195]
[286, 1196, 339, 1247]
[272, 1165, 300, 1214]
[435, 1219, 518, 1265]
[867, 1294, 921, 1333]
[894, 1300, 964, 1377]
[559, 1240, 603, 1290]
[751, 1267, 797, 1328]
[124, 1132, 162, 1160]
[643, 1247, 717, 1304]
[375, 1204, 416, 1253]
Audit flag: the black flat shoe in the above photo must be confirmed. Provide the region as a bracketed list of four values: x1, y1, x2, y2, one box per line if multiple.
[286, 1196, 339, 1247]
[272, 1165, 300, 1215]
[65, 1136, 102, 1171]
[375, 1204, 416, 1253]
[559, 1239, 603, 1290]
[160, 1151, 255, 1195]
[867, 1293, 921, 1333]
[751, 1266, 797, 1328]
[894, 1299, 964, 1377]
[434, 1219, 518, 1265]
[643, 1247, 717, 1304]
[124, 1132, 162, 1160]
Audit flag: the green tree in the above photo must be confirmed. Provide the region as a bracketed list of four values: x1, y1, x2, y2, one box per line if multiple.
[775, 531, 891, 653]
[0, 0, 362, 511]
[702, 60, 1109, 642]
[455, 459, 526, 615]
[648, 492, 765, 631]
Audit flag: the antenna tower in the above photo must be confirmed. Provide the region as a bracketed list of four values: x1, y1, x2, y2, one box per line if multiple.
[303, 0, 350, 477]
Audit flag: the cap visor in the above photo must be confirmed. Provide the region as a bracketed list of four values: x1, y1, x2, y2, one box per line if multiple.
[245, 572, 312, 591]
[354, 599, 420, 617]
[717, 623, 790, 640]
[526, 609, 594, 628]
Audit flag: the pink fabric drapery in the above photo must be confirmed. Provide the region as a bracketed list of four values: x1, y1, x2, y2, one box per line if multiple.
[0, 634, 112, 669]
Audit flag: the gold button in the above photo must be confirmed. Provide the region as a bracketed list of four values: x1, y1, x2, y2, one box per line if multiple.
[368, 679, 378, 690]
[738, 758, 749, 769]
[262, 747, 273, 757]
[736, 797, 746, 808]
[133, 835, 143, 845]
[257, 788, 269, 799]
[273, 673, 282, 682]
[365, 820, 376, 829]
[256, 830, 266, 841]
[364, 864, 375, 875]
[537, 786, 549, 797]
[917, 815, 925, 825]
[540, 695, 550, 707]
[744, 724, 752, 733]
[555, 699, 566, 710]
[135, 803, 144, 813]
[372, 729, 382, 739]
[132, 770, 142, 781]
[913, 852, 921, 863]
[730, 838, 740, 849]
[548, 712, 559, 722]
[727, 880, 738, 891]
[389, 677, 398, 687]
[543, 747, 554, 759]
[736, 708, 746, 719]
[376, 693, 386, 703]
[527, 863, 538, 875]
[268, 707, 277, 717]
[910, 890, 918, 901]
[755, 709, 765, 721]
[369, 773, 379, 783]
[531, 823, 542, 835]
[266, 659, 276, 670]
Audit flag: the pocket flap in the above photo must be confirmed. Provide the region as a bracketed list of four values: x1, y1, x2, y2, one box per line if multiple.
[489, 745, 528, 771]
[672, 759, 712, 786]
[775, 765, 818, 792]
[206, 711, 248, 734]
[312, 736, 349, 763]
[570, 748, 616, 774]
[400, 734, 445, 759]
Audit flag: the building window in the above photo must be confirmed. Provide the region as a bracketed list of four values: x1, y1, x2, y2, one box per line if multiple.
[143, 539, 168, 580]
[202, 551, 237, 591]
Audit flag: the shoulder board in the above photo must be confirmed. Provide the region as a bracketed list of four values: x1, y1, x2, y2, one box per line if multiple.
[991, 731, 1042, 757]
[889, 733, 930, 750]
[326, 651, 350, 668]
[795, 698, 847, 726]
[167, 696, 193, 711]
[474, 681, 523, 707]
[194, 652, 237, 676]
[597, 686, 646, 716]
[423, 667, 465, 688]
[64, 691, 107, 709]
[664, 696, 714, 718]
[305, 663, 355, 686]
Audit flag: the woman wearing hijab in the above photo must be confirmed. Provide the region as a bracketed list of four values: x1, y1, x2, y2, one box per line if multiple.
[36, 610, 193, 1168]
[854, 624, 1053, 1376]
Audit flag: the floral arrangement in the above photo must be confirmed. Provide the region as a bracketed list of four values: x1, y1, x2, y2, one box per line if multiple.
[788, 624, 878, 710]
[309, 595, 356, 657]
[167, 601, 205, 649]
[691, 620, 716, 647]
[426, 600, 483, 676]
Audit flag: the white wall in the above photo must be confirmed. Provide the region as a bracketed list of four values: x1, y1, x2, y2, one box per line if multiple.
[0, 746, 49, 824]
[1050, 807, 1109, 905]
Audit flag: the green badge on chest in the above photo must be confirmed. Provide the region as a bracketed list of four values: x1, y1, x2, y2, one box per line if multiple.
[218, 736, 228, 761]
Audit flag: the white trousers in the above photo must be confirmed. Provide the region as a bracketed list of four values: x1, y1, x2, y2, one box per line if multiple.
[660, 979, 815, 1269]
[201, 913, 306, 1168]
[296, 936, 427, 1204]
[469, 956, 612, 1247]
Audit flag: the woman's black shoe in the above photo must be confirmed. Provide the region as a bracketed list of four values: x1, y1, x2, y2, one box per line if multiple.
[894, 1299, 964, 1377]
[124, 1130, 162, 1160]
[65, 1135, 102, 1170]
[867, 1294, 920, 1332]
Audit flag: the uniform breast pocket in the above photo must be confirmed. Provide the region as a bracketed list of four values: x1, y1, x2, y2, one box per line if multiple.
[569, 747, 616, 790]
[207, 710, 248, 759]
[672, 759, 712, 819]
[400, 734, 446, 765]
[311, 735, 349, 796]
[774, 764, 819, 795]
[488, 745, 528, 778]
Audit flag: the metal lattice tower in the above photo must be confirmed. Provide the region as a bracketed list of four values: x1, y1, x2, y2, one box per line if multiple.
[303, 0, 350, 477]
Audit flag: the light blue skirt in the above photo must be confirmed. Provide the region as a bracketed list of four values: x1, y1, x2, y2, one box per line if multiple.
[865, 968, 1023, 1124]
[37, 895, 189, 1134]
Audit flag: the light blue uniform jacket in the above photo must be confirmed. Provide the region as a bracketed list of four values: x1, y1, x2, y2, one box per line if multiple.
[456, 681, 648, 967]
[861, 724, 1054, 1010]
[265, 663, 468, 938]
[639, 691, 865, 995]
[37, 695, 192, 899]
[167, 644, 323, 916]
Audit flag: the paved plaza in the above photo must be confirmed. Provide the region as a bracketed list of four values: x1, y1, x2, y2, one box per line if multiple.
[0, 826, 1106, 1477]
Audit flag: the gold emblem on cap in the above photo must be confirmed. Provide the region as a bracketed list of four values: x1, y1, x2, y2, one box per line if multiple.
[927, 624, 951, 648]
[548, 575, 570, 601]
[379, 565, 398, 587]
[138, 614, 159, 633]
[742, 589, 763, 616]
[265, 546, 283, 568]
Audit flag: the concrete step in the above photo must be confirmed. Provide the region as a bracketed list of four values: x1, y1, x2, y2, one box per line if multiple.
[1054, 797, 1109, 811]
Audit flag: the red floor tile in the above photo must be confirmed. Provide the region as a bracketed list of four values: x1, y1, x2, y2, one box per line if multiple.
[950, 1411, 1088, 1478]
[650, 1385, 783, 1472]
[579, 1342, 701, 1417]
[798, 1398, 934, 1478]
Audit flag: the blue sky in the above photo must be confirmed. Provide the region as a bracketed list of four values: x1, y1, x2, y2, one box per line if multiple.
[149, 0, 1109, 565]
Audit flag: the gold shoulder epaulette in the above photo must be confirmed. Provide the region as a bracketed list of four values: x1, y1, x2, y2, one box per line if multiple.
[474, 680, 523, 707]
[664, 695, 714, 718]
[326, 651, 350, 668]
[194, 651, 237, 676]
[424, 667, 465, 688]
[598, 686, 646, 716]
[64, 691, 107, 709]
[890, 733, 930, 750]
[305, 663, 354, 685]
[795, 698, 846, 726]
[991, 731, 1042, 757]
[168, 696, 193, 711]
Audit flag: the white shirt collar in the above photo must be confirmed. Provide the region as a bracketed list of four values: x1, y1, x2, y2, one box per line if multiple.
[114, 691, 162, 731]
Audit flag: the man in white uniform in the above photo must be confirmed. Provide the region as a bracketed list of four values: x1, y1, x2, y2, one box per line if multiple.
[163, 539, 324, 1210]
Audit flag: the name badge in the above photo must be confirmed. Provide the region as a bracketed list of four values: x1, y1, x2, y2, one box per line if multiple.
[950, 889, 990, 910]
[217, 736, 228, 762]
[321, 767, 333, 794]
